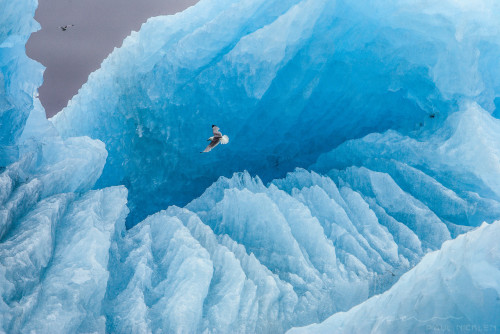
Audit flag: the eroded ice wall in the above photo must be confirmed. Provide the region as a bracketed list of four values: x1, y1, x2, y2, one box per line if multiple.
[0, 0, 45, 160]
[52, 0, 500, 226]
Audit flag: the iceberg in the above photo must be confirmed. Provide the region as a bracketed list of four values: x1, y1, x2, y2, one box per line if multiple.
[1, 0, 500, 332]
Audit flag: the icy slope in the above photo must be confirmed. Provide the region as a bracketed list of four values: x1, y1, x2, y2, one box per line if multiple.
[0, 120, 129, 333]
[52, 0, 500, 226]
[288, 221, 500, 334]
[1, 187, 128, 334]
[0, 117, 129, 333]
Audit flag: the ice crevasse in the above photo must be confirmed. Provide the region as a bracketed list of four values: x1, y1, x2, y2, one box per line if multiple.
[1, 0, 500, 332]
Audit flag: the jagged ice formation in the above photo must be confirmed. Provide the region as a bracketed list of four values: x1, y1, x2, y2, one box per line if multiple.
[289, 221, 500, 334]
[1, 0, 500, 332]
[0, 0, 45, 159]
[52, 0, 500, 226]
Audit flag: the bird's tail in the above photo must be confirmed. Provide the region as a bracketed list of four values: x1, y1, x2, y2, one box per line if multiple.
[220, 135, 229, 144]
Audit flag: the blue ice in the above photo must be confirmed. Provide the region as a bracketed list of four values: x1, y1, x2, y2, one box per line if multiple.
[1, 0, 500, 332]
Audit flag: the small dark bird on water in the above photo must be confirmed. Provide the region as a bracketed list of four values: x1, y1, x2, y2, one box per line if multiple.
[58, 24, 74, 31]
[201, 125, 229, 153]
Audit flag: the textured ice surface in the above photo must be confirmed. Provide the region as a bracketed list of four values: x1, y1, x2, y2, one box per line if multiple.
[0, 1, 128, 332]
[0, 94, 127, 333]
[0, 187, 128, 333]
[314, 101, 500, 202]
[313, 101, 500, 232]
[288, 221, 500, 334]
[103, 160, 498, 332]
[0, 135, 107, 241]
[104, 171, 403, 333]
[0, 0, 45, 152]
[2, 0, 500, 332]
[52, 0, 500, 226]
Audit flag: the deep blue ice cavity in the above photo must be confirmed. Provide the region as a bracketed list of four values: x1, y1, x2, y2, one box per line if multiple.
[52, 0, 500, 226]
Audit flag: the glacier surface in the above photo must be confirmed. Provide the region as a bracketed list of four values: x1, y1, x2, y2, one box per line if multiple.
[1, 0, 500, 332]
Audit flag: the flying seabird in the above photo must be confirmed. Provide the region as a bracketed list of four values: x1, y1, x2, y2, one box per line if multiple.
[201, 125, 229, 153]
[58, 24, 74, 31]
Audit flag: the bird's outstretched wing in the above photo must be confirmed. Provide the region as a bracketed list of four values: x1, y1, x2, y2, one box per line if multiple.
[202, 137, 221, 153]
[212, 126, 222, 138]
[59, 24, 74, 31]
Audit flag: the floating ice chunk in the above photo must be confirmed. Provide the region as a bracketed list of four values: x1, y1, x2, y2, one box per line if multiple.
[3, 0, 500, 331]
